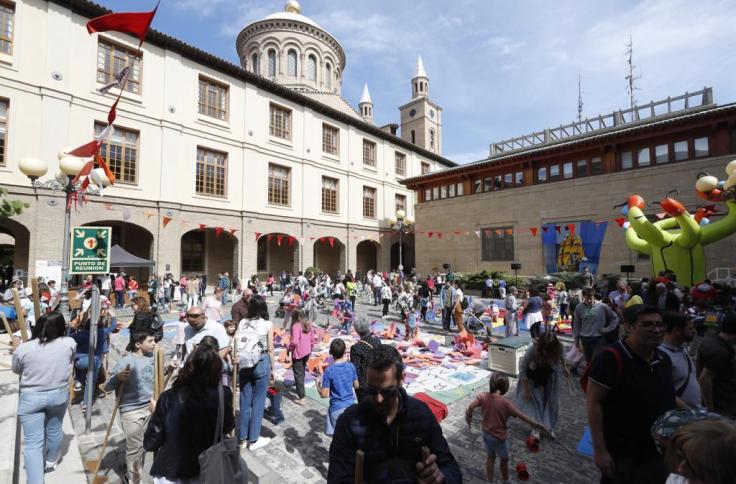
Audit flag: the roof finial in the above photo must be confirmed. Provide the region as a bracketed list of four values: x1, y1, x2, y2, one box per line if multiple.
[359, 83, 372, 104]
[285, 0, 301, 14]
[415, 55, 427, 78]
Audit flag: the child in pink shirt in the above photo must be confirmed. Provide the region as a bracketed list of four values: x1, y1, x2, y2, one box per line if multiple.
[466, 374, 549, 484]
[288, 309, 315, 406]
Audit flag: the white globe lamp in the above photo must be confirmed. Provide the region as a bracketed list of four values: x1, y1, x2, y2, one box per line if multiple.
[59, 155, 85, 177]
[395, 209, 406, 221]
[387, 215, 398, 226]
[404, 215, 414, 226]
[18, 157, 48, 181]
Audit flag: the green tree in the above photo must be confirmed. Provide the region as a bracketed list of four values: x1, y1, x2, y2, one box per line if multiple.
[0, 187, 29, 218]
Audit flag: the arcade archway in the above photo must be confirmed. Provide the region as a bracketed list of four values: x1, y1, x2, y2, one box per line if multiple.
[313, 237, 345, 277]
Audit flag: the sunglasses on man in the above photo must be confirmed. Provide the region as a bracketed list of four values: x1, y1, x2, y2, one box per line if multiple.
[364, 385, 400, 398]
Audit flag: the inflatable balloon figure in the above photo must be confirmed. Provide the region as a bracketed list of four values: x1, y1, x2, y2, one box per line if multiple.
[624, 160, 736, 286]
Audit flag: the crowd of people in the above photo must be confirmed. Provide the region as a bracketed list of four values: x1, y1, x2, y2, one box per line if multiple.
[6, 261, 736, 484]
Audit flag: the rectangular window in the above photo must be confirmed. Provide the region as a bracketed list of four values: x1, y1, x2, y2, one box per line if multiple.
[198, 77, 228, 121]
[97, 39, 142, 94]
[473, 179, 481, 194]
[269, 103, 291, 140]
[457, 182, 464, 196]
[322, 124, 339, 156]
[432, 186, 439, 199]
[515, 171, 524, 186]
[483, 177, 492, 192]
[637, 147, 651, 167]
[448, 183, 456, 197]
[95, 122, 139, 184]
[362, 186, 376, 218]
[576, 160, 588, 177]
[0, 1, 14, 55]
[267, 163, 290, 205]
[537, 166, 547, 183]
[504, 173, 513, 188]
[563, 162, 573, 179]
[421, 162, 431, 174]
[494, 175, 502, 190]
[621, 151, 633, 170]
[549, 164, 560, 181]
[674, 140, 688, 161]
[394, 151, 406, 175]
[0, 98, 7, 166]
[440, 185, 447, 198]
[591, 157, 603, 175]
[395, 194, 406, 213]
[694, 137, 709, 158]
[481, 227, 514, 261]
[321, 176, 338, 213]
[655, 144, 669, 164]
[424, 188, 431, 201]
[362, 139, 376, 167]
[196, 147, 227, 197]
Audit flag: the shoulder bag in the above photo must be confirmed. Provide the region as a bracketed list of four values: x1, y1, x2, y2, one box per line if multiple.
[198, 385, 247, 483]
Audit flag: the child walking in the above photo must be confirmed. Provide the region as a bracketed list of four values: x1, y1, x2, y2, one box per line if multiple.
[465, 374, 549, 484]
[289, 309, 315, 406]
[316, 338, 358, 436]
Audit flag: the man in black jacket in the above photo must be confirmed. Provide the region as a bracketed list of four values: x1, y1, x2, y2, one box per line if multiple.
[328, 345, 461, 484]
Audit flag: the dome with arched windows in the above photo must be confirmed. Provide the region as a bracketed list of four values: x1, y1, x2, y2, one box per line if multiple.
[236, 1, 346, 96]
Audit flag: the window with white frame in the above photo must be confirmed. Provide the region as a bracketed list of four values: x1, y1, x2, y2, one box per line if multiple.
[95, 122, 139, 184]
[269, 103, 291, 140]
[198, 76, 228, 121]
[97, 39, 142, 94]
[322, 176, 338, 213]
[363, 186, 376, 218]
[395, 152, 406, 176]
[363, 139, 376, 167]
[322, 124, 339, 155]
[196, 147, 227, 196]
[268, 164, 290, 206]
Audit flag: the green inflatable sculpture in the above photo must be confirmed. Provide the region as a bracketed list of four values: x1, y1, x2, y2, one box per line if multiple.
[626, 182, 736, 287]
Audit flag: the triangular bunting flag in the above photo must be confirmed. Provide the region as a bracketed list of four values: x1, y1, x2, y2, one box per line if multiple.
[229, 229, 237, 236]
[255, 232, 262, 240]
[554, 226, 561, 233]
[277, 234, 283, 246]
[495, 229, 504, 236]
[529, 227, 538, 237]
[454, 231, 461, 236]
[199, 224, 206, 232]
[309, 236, 315, 241]
[108, 99, 119, 124]
[437, 232, 443, 239]
[474, 230, 481, 238]
[505, 228, 513, 236]
[614, 217, 626, 227]
[162, 216, 172, 227]
[103, 202, 113, 210]
[145, 212, 154, 220]
[328, 237, 335, 248]
[655, 212, 667, 219]
[67, 140, 100, 158]
[427, 232, 433, 238]
[288, 236, 296, 247]
[567, 223, 575, 235]
[215, 227, 223, 237]
[267, 234, 273, 242]
[542, 226, 549, 233]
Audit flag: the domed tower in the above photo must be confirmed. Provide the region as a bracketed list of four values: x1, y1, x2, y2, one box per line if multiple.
[235, 0, 347, 95]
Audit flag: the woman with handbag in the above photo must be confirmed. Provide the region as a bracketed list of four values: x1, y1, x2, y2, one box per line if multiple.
[144, 345, 237, 483]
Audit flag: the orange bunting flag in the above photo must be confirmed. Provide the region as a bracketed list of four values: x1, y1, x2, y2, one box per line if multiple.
[567, 223, 575, 235]
[505, 228, 513, 236]
[215, 227, 223, 237]
[495, 229, 504, 236]
[162, 216, 172, 227]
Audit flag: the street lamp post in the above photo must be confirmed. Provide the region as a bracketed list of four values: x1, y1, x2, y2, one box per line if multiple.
[386, 209, 414, 273]
[19, 154, 107, 320]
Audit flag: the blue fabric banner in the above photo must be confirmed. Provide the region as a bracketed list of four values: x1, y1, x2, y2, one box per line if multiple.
[542, 221, 608, 274]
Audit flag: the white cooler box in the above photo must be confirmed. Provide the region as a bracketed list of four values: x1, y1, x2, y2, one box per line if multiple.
[488, 336, 531, 376]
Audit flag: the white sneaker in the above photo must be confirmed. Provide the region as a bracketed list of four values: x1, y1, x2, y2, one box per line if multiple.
[248, 437, 271, 451]
[44, 459, 59, 472]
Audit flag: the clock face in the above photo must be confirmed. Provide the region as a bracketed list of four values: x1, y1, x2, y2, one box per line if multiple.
[429, 109, 435, 119]
[409, 109, 416, 118]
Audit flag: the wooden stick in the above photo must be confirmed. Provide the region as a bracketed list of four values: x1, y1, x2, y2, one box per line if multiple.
[153, 346, 165, 399]
[85, 379, 127, 482]
[11, 288, 28, 342]
[0, 313, 13, 341]
[230, 337, 239, 437]
[30, 279, 41, 323]
[354, 449, 365, 484]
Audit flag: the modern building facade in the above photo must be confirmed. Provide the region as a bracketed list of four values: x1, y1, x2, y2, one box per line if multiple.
[402, 88, 736, 279]
[0, 0, 455, 284]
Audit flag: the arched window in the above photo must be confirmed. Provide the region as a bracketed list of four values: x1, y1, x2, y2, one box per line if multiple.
[410, 130, 416, 144]
[307, 54, 317, 81]
[325, 63, 332, 90]
[267, 49, 277, 77]
[251, 53, 259, 75]
[429, 129, 435, 149]
[287, 49, 297, 77]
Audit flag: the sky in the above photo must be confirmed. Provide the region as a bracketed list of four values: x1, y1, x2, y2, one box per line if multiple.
[96, 0, 736, 164]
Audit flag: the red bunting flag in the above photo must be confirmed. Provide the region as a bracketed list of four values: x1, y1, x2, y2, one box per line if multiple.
[288, 236, 296, 247]
[162, 216, 172, 227]
[199, 224, 206, 231]
[328, 237, 335, 248]
[454, 231, 461, 236]
[319, 237, 325, 243]
[86, 2, 159, 45]
[437, 232, 443, 239]
[277, 234, 284, 246]
[567, 223, 575, 235]
[427, 232, 433, 238]
[554, 226, 561, 233]
[529, 227, 538, 237]
[542, 226, 549, 233]
[267, 234, 273, 242]
[108, 99, 119, 124]
[614, 217, 626, 227]
[255, 232, 262, 240]
[215, 227, 223, 237]
[229, 229, 237, 236]
[67, 140, 101, 158]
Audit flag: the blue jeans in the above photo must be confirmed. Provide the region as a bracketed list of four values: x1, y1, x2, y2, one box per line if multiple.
[326, 406, 349, 436]
[18, 386, 69, 484]
[482, 431, 510, 459]
[221, 289, 229, 305]
[74, 354, 102, 386]
[239, 355, 271, 443]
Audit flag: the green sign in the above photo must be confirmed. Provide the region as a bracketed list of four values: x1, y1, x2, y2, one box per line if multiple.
[70, 226, 111, 274]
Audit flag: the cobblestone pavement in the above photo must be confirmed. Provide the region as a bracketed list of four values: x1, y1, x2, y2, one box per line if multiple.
[69, 291, 599, 483]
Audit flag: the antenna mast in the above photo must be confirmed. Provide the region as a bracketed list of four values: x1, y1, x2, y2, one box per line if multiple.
[625, 34, 641, 109]
[577, 73, 584, 122]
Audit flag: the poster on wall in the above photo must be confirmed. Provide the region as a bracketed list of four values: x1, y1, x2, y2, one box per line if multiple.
[35, 260, 63, 285]
[542, 221, 608, 274]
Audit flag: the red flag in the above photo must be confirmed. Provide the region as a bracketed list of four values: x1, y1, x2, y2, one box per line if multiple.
[72, 159, 95, 183]
[615, 217, 626, 227]
[427, 232, 433, 238]
[215, 227, 223, 237]
[554, 226, 561, 233]
[267, 234, 273, 242]
[229, 229, 237, 236]
[288, 236, 296, 247]
[86, 3, 159, 45]
[67, 140, 100, 158]
[255, 232, 262, 240]
[567, 223, 576, 236]
[542, 227, 549, 233]
[108, 99, 119, 124]
[199, 224, 206, 232]
[319, 237, 326, 243]
[529, 227, 538, 237]
[328, 237, 335, 248]
[162, 216, 172, 227]
[277, 234, 283, 246]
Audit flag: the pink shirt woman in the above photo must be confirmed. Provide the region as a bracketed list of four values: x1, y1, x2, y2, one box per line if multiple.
[289, 314, 315, 404]
[290, 320, 315, 360]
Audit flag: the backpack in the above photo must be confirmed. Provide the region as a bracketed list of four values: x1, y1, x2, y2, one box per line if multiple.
[460, 296, 469, 310]
[237, 319, 265, 369]
[580, 345, 623, 393]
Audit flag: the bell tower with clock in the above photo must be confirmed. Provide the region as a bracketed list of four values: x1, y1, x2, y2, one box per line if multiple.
[399, 55, 442, 155]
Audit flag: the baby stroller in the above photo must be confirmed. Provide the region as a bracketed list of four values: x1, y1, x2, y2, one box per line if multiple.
[463, 296, 489, 334]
